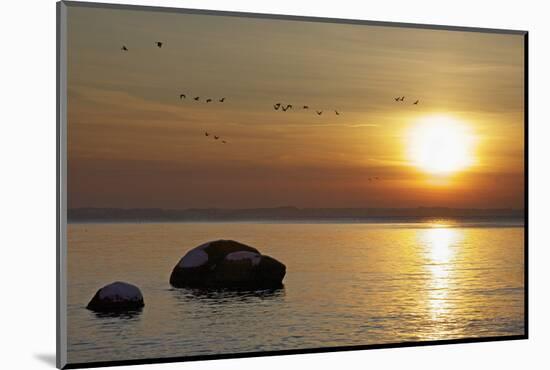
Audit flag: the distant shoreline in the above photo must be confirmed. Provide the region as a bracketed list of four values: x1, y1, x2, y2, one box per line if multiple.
[67, 207, 525, 224]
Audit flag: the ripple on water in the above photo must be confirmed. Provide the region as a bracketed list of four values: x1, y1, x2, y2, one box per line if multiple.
[67, 222, 524, 363]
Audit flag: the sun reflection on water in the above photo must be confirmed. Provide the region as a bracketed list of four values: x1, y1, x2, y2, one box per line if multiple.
[420, 226, 462, 326]
[426, 227, 458, 263]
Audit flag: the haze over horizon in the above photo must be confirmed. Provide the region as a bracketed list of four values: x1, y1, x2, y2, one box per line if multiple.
[68, 205, 524, 211]
[67, 7, 525, 210]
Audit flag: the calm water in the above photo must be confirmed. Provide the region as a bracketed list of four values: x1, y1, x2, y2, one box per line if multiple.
[67, 222, 524, 364]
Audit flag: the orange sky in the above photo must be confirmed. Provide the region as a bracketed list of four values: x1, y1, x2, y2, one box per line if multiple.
[67, 6, 525, 209]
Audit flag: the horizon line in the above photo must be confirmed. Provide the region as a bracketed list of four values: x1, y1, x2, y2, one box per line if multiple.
[68, 206, 525, 211]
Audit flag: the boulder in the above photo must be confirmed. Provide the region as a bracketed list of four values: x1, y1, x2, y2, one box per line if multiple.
[169, 240, 286, 289]
[86, 281, 144, 312]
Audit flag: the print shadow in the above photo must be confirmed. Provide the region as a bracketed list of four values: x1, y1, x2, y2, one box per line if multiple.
[34, 353, 56, 366]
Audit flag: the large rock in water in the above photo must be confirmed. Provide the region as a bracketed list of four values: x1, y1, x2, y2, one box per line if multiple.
[169, 240, 286, 289]
[86, 281, 144, 312]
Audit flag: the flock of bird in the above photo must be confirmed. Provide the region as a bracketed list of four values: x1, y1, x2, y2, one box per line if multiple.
[180, 94, 226, 103]
[121, 41, 163, 51]
[121, 41, 232, 143]
[394, 96, 420, 105]
[272, 103, 342, 116]
[204, 131, 227, 144]
[120, 41, 422, 155]
[180, 93, 228, 142]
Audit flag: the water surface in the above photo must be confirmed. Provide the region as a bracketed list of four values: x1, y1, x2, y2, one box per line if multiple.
[67, 222, 524, 363]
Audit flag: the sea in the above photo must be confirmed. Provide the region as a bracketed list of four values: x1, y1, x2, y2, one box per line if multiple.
[66, 220, 525, 364]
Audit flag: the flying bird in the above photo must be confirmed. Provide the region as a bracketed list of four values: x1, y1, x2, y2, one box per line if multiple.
[335, 110, 340, 115]
[222, 140, 227, 144]
[179, 94, 186, 99]
[274, 103, 281, 110]
[156, 41, 163, 48]
[206, 98, 212, 103]
[316, 110, 323, 115]
[413, 100, 419, 105]
[205, 132, 209, 136]
[282, 104, 293, 112]
[303, 105, 309, 109]
[194, 97, 200, 101]
[400, 96, 405, 101]
[214, 136, 219, 140]
[394, 97, 400, 101]
[219, 97, 225, 102]
[121, 45, 128, 51]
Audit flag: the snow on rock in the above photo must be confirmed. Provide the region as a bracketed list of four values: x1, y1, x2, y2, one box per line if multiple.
[225, 251, 262, 266]
[97, 281, 142, 301]
[87, 281, 144, 312]
[169, 239, 286, 289]
[179, 247, 209, 268]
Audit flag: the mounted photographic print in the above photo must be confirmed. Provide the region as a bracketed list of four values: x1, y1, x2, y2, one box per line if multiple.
[57, 1, 528, 368]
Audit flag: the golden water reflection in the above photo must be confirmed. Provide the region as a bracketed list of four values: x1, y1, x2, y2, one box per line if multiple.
[420, 226, 462, 325]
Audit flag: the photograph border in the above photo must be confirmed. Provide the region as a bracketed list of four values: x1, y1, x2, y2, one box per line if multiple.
[56, 1, 529, 368]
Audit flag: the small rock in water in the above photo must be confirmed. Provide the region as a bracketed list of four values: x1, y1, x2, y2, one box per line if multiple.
[170, 240, 286, 289]
[86, 281, 144, 312]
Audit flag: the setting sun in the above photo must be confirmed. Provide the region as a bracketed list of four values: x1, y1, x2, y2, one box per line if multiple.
[408, 115, 476, 175]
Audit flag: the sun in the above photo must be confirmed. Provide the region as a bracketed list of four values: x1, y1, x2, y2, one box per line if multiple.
[407, 115, 476, 175]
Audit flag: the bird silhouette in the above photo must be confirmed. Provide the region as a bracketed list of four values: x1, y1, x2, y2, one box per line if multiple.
[303, 105, 309, 109]
[335, 110, 340, 115]
[394, 97, 400, 101]
[179, 94, 186, 99]
[222, 140, 227, 144]
[205, 132, 209, 136]
[282, 104, 293, 112]
[121, 45, 128, 51]
[413, 100, 419, 105]
[219, 97, 225, 102]
[194, 97, 200, 101]
[214, 136, 219, 140]
[206, 98, 212, 103]
[274, 103, 281, 110]
[400, 96, 405, 101]
[316, 110, 323, 115]
[156, 41, 163, 48]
